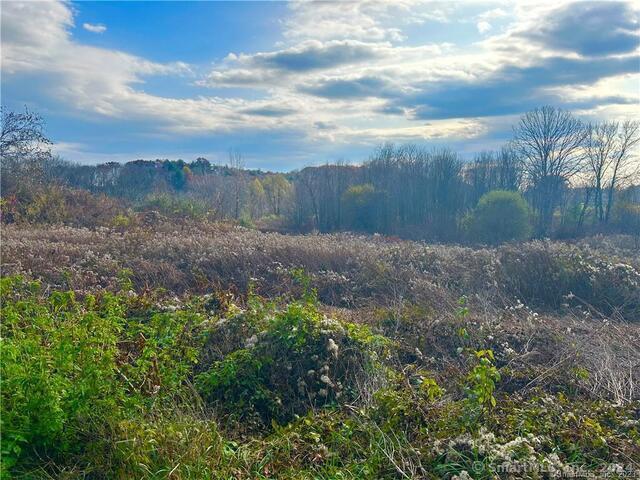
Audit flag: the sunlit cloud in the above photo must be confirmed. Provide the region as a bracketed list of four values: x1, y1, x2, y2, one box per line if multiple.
[1, 0, 638, 168]
[82, 22, 106, 34]
[477, 21, 492, 34]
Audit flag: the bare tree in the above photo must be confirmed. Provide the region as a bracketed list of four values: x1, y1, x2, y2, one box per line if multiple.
[604, 121, 640, 223]
[513, 106, 587, 235]
[585, 121, 619, 223]
[228, 148, 245, 220]
[464, 146, 522, 206]
[496, 144, 523, 191]
[1, 107, 53, 194]
[1, 106, 52, 159]
[465, 151, 496, 205]
[295, 167, 321, 230]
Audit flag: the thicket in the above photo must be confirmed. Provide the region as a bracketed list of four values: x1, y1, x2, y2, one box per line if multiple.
[2, 274, 639, 479]
[3, 223, 639, 320]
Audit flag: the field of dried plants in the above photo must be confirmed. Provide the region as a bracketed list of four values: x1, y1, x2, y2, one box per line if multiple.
[3, 222, 639, 312]
[2, 221, 639, 478]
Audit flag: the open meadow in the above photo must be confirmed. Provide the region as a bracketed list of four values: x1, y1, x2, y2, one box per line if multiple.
[2, 221, 639, 478]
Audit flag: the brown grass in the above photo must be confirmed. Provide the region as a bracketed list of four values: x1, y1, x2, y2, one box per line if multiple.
[2, 222, 638, 317]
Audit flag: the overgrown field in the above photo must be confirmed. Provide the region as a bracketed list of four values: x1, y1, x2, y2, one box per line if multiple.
[2, 223, 639, 317]
[1, 223, 639, 478]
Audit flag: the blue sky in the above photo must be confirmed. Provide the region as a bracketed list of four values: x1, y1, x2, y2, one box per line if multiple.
[1, 1, 639, 170]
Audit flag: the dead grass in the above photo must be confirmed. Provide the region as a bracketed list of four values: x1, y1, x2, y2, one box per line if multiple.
[2, 222, 638, 317]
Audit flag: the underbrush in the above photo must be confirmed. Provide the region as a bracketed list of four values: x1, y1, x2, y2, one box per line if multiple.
[2, 223, 639, 320]
[1, 275, 639, 478]
[0, 276, 204, 476]
[196, 293, 391, 429]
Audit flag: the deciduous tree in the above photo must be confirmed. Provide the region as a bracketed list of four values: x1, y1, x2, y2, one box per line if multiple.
[513, 106, 586, 235]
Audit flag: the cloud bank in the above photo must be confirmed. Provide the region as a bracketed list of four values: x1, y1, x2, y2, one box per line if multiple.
[1, 0, 638, 167]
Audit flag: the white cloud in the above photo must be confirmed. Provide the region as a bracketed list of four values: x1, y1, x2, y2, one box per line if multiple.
[283, 1, 458, 43]
[2, 0, 638, 158]
[321, 118, 489, 144]
[477, 21, 492, 34]
[478, 7, 508, 22]
[1, 1, 286, 135]
[83, 22, 107, 34]
[200, 41, 448, 89]
[474, 6, 509, 39]
[284, 1, 405, 42]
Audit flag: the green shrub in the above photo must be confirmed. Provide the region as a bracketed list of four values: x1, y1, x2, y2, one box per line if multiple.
[0, 276, 203, 475]
[196, 298, 391, 427]
[466, 190, 531, 245]
[1, 277, 125, 472]
[465, 349, 500, 419]
[111, 212, 133, 229]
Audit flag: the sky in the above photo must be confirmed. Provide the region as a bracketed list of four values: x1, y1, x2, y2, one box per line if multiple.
[1, 0, 639, 170]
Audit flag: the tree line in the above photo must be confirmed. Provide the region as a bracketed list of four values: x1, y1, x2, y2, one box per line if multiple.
[1, 105, 638, 242]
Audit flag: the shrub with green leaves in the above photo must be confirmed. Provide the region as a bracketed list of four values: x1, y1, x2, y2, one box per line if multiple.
[465, 349, 501, 420]
[196, 298, 391, 427]
[0, 276, 203, 476]
[1, 277, 125, 472]
[466, 190, 531, 245]
[2, 271, 638, 479]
